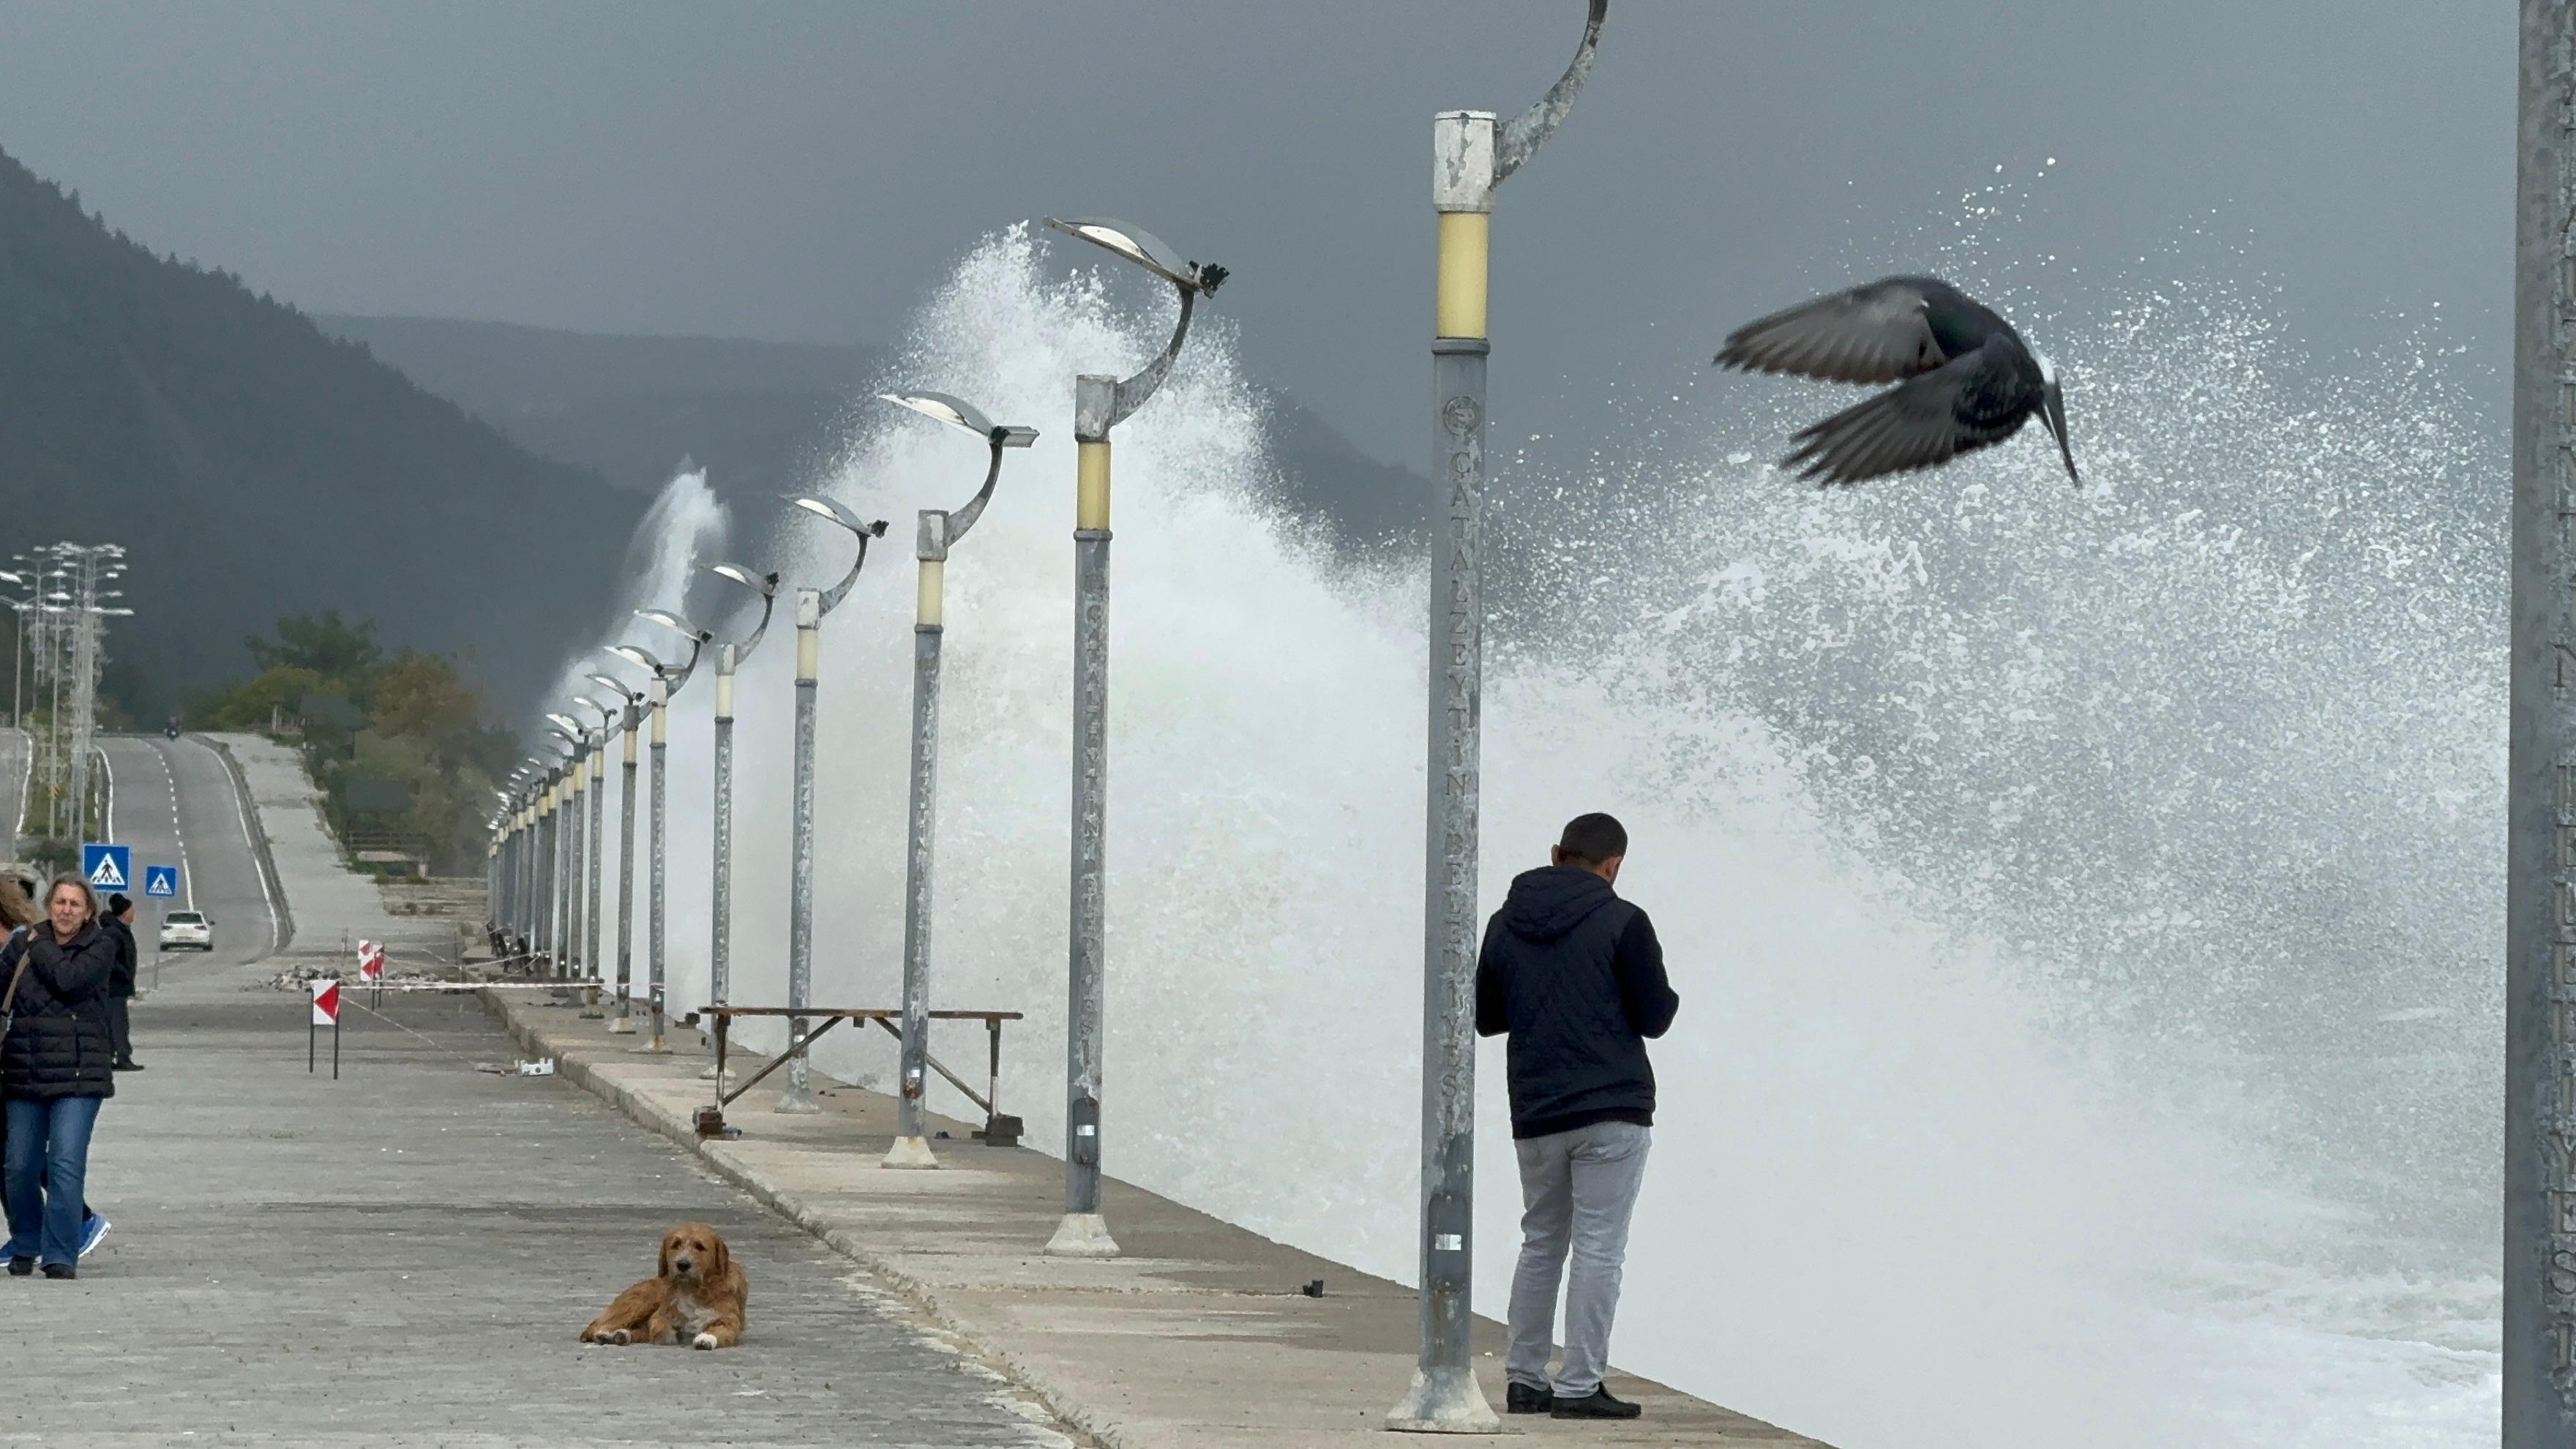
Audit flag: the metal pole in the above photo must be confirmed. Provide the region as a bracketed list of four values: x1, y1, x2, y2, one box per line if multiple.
[1049, 380, 1119, 1255]
[1392, 7, 1602, 1433]
[2509, 3, 2576, 1434]
[584, 730, 606, 1016]
[609, 704, 640, 1032]
[778, 589, 822, 1112]
[706, 644, 737, 1078]
[888, 512, 951, 1169]
[645, 675, 670, 1052]
[564, 753, 585, 985]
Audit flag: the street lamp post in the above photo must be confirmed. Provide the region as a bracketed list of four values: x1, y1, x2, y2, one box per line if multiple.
[589, 673, 645, 1030]
[548, 716, 591, 993]
[774, 494, 889, 1113]
[695, 565, 781, 1081]
[1036, 217, 1227, 1256]
[2509, 4, 2576, 1437]
[607, 637, 705, 1055]
[1391, 4, 1606, 1432]
[877, 391, 1037, 1168]
[574, 696, 620, 1017]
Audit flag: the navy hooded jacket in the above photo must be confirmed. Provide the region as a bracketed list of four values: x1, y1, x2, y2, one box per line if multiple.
[1475, 865, 1679, 1139]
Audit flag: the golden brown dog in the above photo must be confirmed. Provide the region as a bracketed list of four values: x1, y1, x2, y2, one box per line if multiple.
[580, 1222, 748, 1350]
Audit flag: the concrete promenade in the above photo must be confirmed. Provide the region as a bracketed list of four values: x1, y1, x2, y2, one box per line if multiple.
[7, 732, 1077, 1447]
[485, 997, 1824, 1448]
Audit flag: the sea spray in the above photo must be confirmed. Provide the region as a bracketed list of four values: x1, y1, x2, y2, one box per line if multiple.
[547, 228, 2502, 1447]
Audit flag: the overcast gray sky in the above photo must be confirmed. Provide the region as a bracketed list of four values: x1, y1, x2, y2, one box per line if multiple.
[0, 1, 2511, 466]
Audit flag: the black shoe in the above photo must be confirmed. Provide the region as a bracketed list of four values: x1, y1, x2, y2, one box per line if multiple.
[6, 1258, 30, 1277]
[1505, 1382, 1555, 1415]
[111, 1060, 141, 1072]
[40, 1264, 74, 1281]
[1551, 1386, 1641, 1420]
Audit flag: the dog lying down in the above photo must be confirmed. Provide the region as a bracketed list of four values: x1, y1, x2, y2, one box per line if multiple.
[581, 1222, 748, 1350]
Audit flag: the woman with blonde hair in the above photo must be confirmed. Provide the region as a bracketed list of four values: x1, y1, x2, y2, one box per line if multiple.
[0, 873, 117, 1277]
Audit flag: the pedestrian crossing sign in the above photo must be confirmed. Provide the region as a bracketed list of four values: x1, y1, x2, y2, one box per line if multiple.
[143, 866, 179, 899]
[80, 844, 130, 892]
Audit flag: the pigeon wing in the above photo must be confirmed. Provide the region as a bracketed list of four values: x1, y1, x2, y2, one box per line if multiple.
[1715, 277, 1950, 384]
[1781, 341, 2030, 487]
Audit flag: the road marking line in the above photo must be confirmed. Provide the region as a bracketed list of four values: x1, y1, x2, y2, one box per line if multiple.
[205, 736, 281, 955]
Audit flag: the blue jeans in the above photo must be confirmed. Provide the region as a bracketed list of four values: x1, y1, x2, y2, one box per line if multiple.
[4, 1096, 101, 1266]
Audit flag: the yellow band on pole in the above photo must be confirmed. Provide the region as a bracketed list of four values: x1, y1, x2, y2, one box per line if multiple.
[623, 725, 636, 764]
[714, 670, 734, 717]
[1435, 211, 1490, 340]
[917, 558, 945, 628]
[797, 625, 820, 683]
[1077, 440, 1112, 531]
[651, 701, 667, 746]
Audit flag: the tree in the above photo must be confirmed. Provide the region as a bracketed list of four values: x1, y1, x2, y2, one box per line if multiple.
[243, 611, 383, 696]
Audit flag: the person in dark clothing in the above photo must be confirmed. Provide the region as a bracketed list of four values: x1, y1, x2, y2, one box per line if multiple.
[0, 874, 118, 1278]
[1475, 812, 1680, 1422]
[102, 894, 141, 1071]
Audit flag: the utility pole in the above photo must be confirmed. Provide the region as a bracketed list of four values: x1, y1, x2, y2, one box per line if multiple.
[2508, 1, 2576, 1438]
[50, 544, 128, 846]
[1391, 4, 1605, 1434]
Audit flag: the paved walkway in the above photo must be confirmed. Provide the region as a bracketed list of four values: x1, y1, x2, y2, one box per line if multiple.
[487, 999, 1824, 1449]
[0, 731, 1079, 1447]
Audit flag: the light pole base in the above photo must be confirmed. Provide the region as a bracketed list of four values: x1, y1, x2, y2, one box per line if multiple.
[697, 1064, 735, 1082]
[1385, 1366, 1500, 1434]
[578, 1008, 604, 1019]
[1044, 1213, 1120, 1257]
[882, 1136, 940, 1169]
[606, 1016, 637, 1036]
[771, 1085, 821, 1115]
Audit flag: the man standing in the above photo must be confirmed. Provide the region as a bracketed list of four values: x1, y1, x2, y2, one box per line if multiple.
[1475, 812, 1679, 1421]
[102, 894, 141, 1071]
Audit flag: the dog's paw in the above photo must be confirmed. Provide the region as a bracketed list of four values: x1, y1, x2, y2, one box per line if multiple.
[692, 1332, 719, 1351]
[607, 1329, 634, 1346]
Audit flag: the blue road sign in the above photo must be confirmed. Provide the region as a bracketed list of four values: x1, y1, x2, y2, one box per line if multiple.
[80, 843, 131, 893]
[143, 865, 179, 899]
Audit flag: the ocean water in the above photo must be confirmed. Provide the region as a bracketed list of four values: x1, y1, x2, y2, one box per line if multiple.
[558, 221, 2504, 1447]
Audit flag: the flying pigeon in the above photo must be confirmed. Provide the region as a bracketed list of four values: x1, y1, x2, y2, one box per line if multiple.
[1715, 276, 2078, 488]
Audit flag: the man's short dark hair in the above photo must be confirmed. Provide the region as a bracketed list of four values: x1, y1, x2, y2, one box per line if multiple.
[108, 893, 132, 916]
[1557, 812, 1628, 866]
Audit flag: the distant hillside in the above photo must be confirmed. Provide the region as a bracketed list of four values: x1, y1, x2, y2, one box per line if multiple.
[318, 315, 1429, 544]
[0, 147, 644, 716]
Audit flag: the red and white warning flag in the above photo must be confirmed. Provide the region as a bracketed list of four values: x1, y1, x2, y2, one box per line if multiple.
[357, 940, 384, 982]
[310, 978, 341, 1026]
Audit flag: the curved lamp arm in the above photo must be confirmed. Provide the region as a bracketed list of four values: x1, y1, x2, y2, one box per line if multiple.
[1495, 0, 1608, 184]
[878, 392, 1038, 549]
[706, 564, 781, 664]
[1042, 217, 1227, 435]
[633, 610, 711, 695]
[783, 494, 891, 615]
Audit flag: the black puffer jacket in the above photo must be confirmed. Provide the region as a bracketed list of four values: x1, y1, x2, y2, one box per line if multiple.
[104, 916, 138, 998]
[1474, 866, 1679, 1139]
[0, 924, 118, 1101]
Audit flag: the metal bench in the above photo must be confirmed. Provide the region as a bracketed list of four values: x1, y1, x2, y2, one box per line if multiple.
[686, 1005, 1024, 1146]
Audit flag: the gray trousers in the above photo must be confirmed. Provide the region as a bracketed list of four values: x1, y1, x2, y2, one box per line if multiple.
[1506, 1119, 1651, 1396]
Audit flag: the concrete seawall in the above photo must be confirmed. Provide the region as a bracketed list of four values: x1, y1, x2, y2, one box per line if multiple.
[480, 993, 1826, 1448]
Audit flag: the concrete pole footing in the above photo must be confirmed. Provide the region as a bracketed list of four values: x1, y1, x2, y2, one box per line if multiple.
[606, 1016, 637, 1035]
[1044, 1213, 1120, 1258]
[882, 1136, 940, 1169]
[697, 1064, 734, 1082]
[1385, 1366, 1501, 1434]
[771, 1087, 821, 1115]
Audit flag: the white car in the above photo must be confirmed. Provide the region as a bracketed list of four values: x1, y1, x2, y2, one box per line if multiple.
[157, 910, 213, 951]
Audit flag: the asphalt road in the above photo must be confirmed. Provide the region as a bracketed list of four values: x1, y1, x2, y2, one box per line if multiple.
[98, 733, 280, 982]
[0, 734, 1071, 1448]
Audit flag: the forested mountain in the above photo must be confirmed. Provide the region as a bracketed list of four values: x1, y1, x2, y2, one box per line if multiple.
[318, 314, 1431, 544]
[0, 146, 643, 717]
